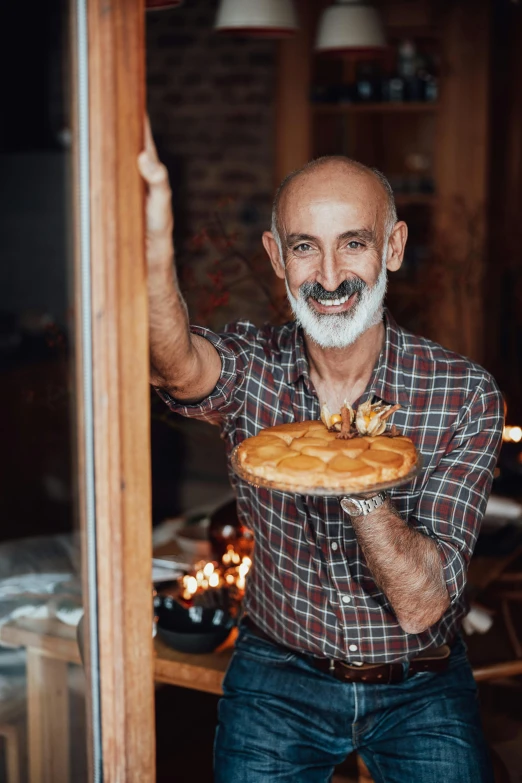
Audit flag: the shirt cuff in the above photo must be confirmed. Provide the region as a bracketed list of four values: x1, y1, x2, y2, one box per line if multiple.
[155, 325, 240, 421]
[414, 523, 466, 605]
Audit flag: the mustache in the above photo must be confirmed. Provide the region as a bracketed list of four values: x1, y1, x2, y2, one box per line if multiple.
[300, 278, 367, 301]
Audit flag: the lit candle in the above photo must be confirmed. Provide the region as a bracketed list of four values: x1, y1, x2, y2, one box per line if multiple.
[203, 562, 215, 577]
[504, 425, 522, 443]
[222, 548, 232, 565]
[186, 576, 198, 595]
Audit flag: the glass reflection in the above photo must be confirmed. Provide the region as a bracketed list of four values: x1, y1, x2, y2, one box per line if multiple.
[0, 0, 91, 780]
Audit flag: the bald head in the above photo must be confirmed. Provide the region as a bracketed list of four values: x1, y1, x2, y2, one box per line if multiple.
[271, 156, 397, 262]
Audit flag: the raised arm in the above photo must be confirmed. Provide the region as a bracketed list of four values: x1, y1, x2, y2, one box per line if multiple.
[138, 118, 221, 403]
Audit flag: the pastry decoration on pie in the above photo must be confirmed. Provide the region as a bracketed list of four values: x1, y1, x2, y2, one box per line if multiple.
[236, 398, 418, 491]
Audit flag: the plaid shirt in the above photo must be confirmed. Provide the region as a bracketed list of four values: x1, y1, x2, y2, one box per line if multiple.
[157, 310, 504, 663]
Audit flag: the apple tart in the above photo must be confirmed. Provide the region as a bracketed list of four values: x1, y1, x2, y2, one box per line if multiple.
[235, 400, 419, 492]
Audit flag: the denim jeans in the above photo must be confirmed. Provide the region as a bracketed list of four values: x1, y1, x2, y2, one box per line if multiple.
[214, 623, 494, 783]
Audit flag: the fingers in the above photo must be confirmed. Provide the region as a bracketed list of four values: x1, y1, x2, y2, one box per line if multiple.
[144, 114, 158, 163]
[137, 149, 169, 187]
[138, 114, 174, 235]
[138, 114, 167, 186]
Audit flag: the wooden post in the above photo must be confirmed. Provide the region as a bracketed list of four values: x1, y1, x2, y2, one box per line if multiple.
[429, 0, 491, 362]
[80, 0, 155, 780]
[26, 651, 70, 783]
[274, 0, 316, 186]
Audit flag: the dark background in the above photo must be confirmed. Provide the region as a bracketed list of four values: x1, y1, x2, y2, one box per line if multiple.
[0, 2, 521, 781]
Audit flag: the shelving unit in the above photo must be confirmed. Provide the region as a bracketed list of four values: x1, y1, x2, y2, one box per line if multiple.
[312, 102, 439, 115]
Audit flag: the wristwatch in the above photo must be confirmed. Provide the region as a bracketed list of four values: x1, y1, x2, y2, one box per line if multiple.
[340, 491, 388, 517]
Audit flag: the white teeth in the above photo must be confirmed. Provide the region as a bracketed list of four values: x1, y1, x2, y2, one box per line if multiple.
[317, 295, 349, 307]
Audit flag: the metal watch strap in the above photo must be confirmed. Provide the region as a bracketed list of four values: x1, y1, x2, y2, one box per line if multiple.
[340, 491, 387, 517]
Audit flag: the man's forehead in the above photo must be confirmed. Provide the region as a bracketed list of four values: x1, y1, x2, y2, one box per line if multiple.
[280, 165, 384, 221]
[279, 190, 381, 241]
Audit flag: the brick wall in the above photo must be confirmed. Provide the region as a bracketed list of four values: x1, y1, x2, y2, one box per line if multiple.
[146, 0, 279, 329]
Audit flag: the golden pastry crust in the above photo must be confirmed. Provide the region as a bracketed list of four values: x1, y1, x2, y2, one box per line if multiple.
[237, 421, 418, 490]
[359, 449, 404, 481]
[289, 436, 332, 452]
[367, 436, 417, 471]
[300, 443, 338, 462]
[257, 421, 312, 444]
[276, 454, 325, 481]
[325, 439, 370, 458]
[325, 456, 380, 488]
[302, 429, 339, 442]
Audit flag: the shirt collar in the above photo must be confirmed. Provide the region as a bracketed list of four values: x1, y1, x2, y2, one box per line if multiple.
[285, 309, 411, 409]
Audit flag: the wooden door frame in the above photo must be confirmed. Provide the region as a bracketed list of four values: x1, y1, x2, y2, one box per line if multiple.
[75, 0, 156, 780]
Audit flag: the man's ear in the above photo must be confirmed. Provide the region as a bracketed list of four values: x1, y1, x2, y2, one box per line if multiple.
[386, 221, 408, 272]
[262, 231, 285, 280]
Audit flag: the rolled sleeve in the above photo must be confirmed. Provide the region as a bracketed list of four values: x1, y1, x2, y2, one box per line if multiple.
[155, 321, 256, 426]
[411, 375, 504, 603]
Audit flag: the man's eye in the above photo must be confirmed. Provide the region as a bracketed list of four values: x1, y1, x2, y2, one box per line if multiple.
[294, 243, 312, 252]
[347, 241, 363, 250]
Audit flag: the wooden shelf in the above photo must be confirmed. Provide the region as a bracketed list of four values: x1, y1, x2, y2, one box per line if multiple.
[312, 102, 439, 115]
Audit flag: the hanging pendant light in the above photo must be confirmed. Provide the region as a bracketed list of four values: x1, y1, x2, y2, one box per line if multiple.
[215, 0, 298, 38]
[316, 0, 386, 54]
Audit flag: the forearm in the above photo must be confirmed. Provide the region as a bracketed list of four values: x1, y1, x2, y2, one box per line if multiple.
[351, 499, 450, 634]
[148, 264, 220, 402]
[148, 261, 191, 385]
[139, 119, 221, 401]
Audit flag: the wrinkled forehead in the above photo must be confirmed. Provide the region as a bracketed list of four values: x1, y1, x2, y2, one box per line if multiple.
[278, 165, 388, 237]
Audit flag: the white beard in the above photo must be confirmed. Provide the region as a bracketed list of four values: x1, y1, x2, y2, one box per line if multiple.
[285, 261, 388, 349]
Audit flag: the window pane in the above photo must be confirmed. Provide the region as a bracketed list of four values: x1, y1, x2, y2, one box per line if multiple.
[0, 1, 97, 780]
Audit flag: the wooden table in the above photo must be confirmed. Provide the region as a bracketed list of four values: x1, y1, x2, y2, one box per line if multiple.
[0, 617, 235, 783]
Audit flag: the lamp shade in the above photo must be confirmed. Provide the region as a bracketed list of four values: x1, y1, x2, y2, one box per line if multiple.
[316, 0, 386, 54]
[215, 0, 298, 38]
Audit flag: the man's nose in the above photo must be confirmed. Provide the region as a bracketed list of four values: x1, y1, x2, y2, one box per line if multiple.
[316, 250, 345, 291]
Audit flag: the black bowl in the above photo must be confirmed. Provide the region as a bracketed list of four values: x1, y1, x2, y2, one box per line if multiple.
[154, 595, 234, 654]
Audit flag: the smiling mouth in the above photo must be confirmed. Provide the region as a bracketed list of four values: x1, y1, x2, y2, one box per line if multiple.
[315, 294, 351, 307]
[308, 292, 357, 314]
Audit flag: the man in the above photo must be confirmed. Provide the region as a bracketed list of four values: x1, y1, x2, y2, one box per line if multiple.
[139, 123, 503, 783]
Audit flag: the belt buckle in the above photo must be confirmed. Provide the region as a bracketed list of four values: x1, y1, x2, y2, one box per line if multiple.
[337, 660, 361, 681]
[339, 661, 402, 684]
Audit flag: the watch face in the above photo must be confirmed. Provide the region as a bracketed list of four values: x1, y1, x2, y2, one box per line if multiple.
[341, 498, 361, 516]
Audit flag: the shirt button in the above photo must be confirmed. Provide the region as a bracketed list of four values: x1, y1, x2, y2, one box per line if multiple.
[349, 644, 358, 652]
[342, 595, 351, 604]
[331, 542, 339, 551]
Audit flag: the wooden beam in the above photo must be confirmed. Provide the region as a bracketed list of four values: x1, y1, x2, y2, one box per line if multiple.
[274, 0, 317, 185]
[484, 1, 522, 418]
[428, 0, 491, 361]
[85, 0, 155, 780]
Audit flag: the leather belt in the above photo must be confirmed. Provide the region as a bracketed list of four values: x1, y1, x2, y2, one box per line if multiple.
[242, 616, 452, 685]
